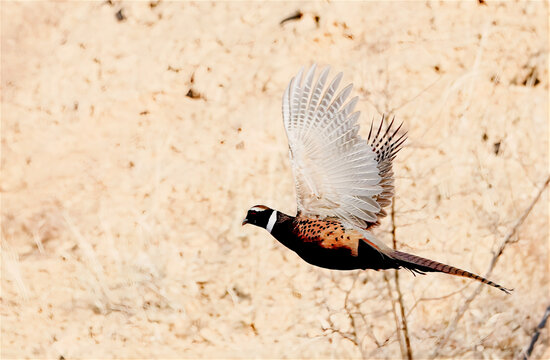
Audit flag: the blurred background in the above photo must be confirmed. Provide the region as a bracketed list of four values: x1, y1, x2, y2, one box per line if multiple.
[1, 1, 548, 358]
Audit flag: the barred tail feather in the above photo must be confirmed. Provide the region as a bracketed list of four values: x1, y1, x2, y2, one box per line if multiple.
[391, 250, 513, 295]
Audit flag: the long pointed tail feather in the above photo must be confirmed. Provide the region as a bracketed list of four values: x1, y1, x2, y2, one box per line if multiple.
[391, 250, 512, 295]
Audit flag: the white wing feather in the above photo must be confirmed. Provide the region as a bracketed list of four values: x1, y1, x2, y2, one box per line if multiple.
[282, 65, 383, 229]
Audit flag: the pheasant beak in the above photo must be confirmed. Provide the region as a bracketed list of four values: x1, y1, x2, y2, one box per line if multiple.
[242, 218, 248, 226]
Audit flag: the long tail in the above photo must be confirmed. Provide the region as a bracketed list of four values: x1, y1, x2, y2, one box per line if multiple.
[391, 250, 513, 294]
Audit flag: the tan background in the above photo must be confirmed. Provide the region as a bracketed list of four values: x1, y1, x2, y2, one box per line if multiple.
[1, 1, 548, 358]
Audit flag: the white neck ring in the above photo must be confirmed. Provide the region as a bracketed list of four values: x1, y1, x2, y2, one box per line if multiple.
[266, 211, 277, 233]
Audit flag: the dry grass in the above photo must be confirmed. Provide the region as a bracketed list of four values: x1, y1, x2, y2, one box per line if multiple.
[1, 1, 548, 358]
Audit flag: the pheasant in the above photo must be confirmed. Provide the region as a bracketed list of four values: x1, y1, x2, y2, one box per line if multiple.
[243, 65, 512, 294]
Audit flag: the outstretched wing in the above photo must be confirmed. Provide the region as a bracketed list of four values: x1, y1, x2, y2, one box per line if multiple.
[365, 116, 407, 226]
[282, 64, 406, 229]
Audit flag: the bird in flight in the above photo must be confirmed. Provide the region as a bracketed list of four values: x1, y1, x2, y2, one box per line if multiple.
[243, 64, 511, 294]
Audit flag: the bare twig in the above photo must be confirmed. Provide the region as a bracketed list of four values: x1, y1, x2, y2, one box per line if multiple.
[322, 312, 360, 348]
[322, 272, 376, 358]
[405, 285, 469, 319]
[383, 272, 405, 358]
[520, 305, 550, 360]
[1, 241, 30, 300]
[391, 199, 413, 360]
[432, 175, 550, 357]
[388, 76, 441, 115]
[394, 272, 413, 359]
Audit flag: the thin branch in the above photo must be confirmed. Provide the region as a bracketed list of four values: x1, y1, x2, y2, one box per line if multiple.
[406, 285, 469, 318]
[392, 199, 413, 360]
[432, 175, 550, 357]
[384, 272, 405, 358]
[388, 76, 441, 115]
[520, 305, 550, 360]
[323, 272, 375, 358]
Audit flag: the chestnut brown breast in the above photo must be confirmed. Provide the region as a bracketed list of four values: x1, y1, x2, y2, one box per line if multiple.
[291, 217, 363, 256]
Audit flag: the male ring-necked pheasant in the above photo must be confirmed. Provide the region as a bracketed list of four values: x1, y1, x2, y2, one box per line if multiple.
[243, 65, 511, 294]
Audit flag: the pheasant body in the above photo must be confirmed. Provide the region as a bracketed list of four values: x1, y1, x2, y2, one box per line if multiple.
[243, 65, 512, 295]
[273, 214, 367, 270]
